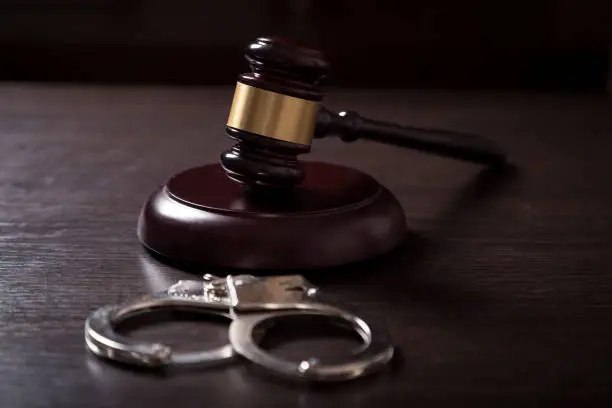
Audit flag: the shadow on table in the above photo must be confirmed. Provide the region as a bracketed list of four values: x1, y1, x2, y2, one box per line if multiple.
[304, 163, 522, 313]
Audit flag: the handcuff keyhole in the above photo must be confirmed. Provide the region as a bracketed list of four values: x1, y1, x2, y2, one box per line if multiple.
[284, 285, 317, 297]
[285, 286, 305, 293]
[256, 314, 364, 361]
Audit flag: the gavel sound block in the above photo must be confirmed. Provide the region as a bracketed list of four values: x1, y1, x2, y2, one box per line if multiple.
[137, 37, 505, 270]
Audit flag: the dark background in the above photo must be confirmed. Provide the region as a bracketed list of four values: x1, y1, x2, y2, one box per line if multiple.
[1, 0, 611, 91]
[2, 2, 612, 407]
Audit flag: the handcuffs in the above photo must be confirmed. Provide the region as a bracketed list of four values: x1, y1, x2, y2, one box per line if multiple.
[84, 274, 394, 382]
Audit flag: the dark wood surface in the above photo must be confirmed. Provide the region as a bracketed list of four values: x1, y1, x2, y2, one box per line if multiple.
[1, 84, 612, 407]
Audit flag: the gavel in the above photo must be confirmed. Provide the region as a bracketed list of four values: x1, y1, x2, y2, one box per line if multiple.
[221, 36, 505, 189]
[137, 36, 507, 271]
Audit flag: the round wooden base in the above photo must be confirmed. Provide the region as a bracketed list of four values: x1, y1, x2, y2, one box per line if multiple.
[137, 162, 407, 270]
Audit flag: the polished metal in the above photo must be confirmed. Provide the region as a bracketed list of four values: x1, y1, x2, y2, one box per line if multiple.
[84, 274, 394, 382]
[226, 82, 319, 145]
[84, 277, 238, 368]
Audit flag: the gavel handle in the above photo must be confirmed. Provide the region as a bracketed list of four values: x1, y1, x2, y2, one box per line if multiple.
[315, 107, 506, 167]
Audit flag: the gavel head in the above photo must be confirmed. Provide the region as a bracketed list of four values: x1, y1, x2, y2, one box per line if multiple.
[221, 37, 330, 189]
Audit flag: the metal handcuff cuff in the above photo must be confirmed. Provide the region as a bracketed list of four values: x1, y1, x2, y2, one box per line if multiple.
[84, 274, 395, 382]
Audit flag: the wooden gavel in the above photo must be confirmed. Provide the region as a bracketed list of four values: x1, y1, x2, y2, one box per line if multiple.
[221, 36, 506, 189]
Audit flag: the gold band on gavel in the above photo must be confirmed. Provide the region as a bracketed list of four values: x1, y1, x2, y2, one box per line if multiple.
[226, 82, 319, 145]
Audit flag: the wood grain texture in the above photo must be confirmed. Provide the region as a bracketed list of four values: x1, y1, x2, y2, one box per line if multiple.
[1, 84, 611, 407]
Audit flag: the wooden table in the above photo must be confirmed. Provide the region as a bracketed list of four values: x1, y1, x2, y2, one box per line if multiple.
[1, 84, 611, 407]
